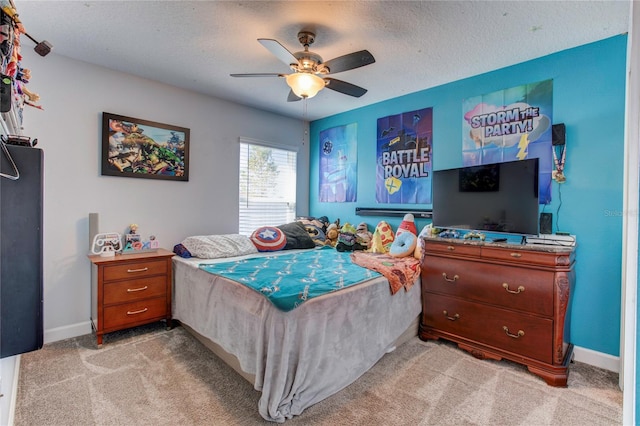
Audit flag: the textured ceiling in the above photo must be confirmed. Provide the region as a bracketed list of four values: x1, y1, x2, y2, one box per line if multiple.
[15, 1, 630, 121]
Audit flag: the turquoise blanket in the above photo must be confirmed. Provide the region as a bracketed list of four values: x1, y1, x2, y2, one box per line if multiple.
[199, 246, 381, 311]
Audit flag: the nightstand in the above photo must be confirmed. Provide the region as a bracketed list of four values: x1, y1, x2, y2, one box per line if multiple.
[88, 248, 174, 347]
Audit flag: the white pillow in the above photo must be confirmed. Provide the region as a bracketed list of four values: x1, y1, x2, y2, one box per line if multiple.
[181, 234, 258, 259]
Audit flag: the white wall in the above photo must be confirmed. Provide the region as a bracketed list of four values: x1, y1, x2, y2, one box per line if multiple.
[18, 49, 309, 341]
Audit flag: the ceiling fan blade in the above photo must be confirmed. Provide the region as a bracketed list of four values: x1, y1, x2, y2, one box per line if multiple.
[258, 39, 298, 66]
[324, 78, 368, 97]
[323, 50, 375, 74]
[287, 90, 302, 102]
[230, 73, 286, 77]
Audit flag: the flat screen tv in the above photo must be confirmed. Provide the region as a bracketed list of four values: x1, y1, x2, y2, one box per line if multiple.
[432, 158, 540, 236]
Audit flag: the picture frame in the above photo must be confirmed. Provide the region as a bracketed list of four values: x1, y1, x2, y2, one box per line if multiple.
[101, 112, 190, 181]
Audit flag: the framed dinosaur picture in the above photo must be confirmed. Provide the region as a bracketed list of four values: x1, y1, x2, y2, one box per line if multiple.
[101, 112, 190, 181]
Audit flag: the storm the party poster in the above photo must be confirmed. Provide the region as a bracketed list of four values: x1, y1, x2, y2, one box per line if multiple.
[319, 123, 358, 202]
[462, 79, 553, 204]
[376, 107, 433, 204]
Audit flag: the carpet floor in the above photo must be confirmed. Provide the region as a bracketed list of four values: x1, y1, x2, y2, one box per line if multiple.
[14, 322, 622, 425]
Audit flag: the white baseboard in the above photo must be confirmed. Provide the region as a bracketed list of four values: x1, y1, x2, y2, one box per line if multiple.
[43, 321, 92, 344]
[573, 345, 620, 373]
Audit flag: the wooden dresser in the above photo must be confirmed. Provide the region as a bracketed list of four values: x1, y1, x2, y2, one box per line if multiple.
[419, 238, 575, 386]
[88, 248, 174, 347]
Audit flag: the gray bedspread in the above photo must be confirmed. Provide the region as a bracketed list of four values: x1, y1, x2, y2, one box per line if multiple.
[172, 250, 421, 423]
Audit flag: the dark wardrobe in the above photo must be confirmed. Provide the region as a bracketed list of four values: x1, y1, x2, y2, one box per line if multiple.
[0, 143, 43, 358]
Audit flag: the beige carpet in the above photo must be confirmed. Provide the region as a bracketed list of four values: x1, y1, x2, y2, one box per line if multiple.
[14, 322, 622, 425]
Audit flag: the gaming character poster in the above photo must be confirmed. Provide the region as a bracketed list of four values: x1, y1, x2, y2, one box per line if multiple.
[319, 123, 358, 202]
[376, 107, 433, 204]
[462, 79, 553, 204]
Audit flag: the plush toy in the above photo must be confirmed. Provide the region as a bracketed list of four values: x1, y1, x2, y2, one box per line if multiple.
[413, 224, 433, 259]
[325, 222, 339, 247]
[336, 222, 366, 252]
[396, 213, 417, 237]
[371, 221, 395, 253]
[355, 222, 373, 251]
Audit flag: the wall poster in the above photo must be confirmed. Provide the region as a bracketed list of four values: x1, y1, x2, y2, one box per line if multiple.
[462, 79, 553, 204]
[376, 107, 433, 204]
[319, 123, 358, 202]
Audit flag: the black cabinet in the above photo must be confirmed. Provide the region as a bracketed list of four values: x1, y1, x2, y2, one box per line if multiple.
[0, 144, 43, 358]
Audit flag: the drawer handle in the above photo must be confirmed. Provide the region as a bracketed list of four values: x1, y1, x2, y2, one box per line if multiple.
[127, 267, 149, 273]
[127, 286, 148, 293]
[443, 310, 460, 321]
[446, 246, 455, 251]
[442, 273, 459, 282]
[510, 253, 522, 258]
[503, 326, 525, 338]
[502, 283, 525, 294]
[127, 308, 148, 315]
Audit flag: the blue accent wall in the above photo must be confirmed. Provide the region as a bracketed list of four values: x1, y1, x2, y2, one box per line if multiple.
[310, 35, 627, 356]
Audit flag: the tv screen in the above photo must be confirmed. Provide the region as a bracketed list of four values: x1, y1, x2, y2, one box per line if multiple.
[432, 158, 539, 236]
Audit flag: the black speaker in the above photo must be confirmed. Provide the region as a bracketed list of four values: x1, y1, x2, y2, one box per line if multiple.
[552, 123, 565, 146]
[540, 212, 552, 235]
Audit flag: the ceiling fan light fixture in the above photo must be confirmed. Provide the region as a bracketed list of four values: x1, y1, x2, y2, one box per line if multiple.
[285, 73, 325, 99]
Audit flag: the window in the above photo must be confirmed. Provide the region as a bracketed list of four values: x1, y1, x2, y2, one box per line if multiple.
[239, 139, 297, 235]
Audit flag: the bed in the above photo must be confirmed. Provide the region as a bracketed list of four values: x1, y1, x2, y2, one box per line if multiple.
[171, 244, 421, 423]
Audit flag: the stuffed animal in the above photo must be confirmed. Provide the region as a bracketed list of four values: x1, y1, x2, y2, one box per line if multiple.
[325, 222, 339, 247]
[371, 221, 395, 253]
[336, 222, 366, 252]
[396, 213, 417, 237]
[355, 222, 373, 251]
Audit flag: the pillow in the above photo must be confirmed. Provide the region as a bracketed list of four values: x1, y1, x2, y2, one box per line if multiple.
[251, 226, 287, 251]
[181, 234, 258, 259]
[389, 232, 417, 258]
[371, 221, 395, 253]
[297, 218, 327, 246]
[277, 221, 316, 250]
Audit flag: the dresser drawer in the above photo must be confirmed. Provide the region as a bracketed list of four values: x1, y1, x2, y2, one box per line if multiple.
[480, 246, 574, 268]
[423, 240, 481, 257]
[103, 259, 168, 281]
[103, 297, 167, 330]
[103, 276, 167, 305]
[422, 257, 554, 316]
[423, 293, 553, 363]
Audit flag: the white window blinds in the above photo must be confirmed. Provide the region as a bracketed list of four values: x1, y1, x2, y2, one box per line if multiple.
[239, 139, 297, 235]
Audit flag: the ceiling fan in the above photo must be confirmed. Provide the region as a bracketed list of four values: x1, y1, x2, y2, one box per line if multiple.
[230, 31, 375, 101]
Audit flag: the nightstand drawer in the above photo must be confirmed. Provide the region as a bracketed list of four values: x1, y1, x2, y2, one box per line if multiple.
[103, 277, 167, 305]
[423, 293, 553, 363]
[103, 259, 167, 281]
[103, 297, 167, 330]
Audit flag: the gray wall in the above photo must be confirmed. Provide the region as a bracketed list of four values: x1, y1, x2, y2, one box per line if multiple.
[19, 49, 309, 341]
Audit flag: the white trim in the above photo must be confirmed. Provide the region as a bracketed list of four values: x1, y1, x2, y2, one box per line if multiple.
[573, 345, 620, 374]
[238, 136, 299, 152]
[44, 321, 92, 344]
[622, 1, 639, 424]
[7, 355, 20, 426]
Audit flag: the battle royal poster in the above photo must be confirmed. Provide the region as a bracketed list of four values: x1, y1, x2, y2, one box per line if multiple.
[376, 107, 433, 204]
[462, 79, 553, 204]
[319, 123, 358, 202]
